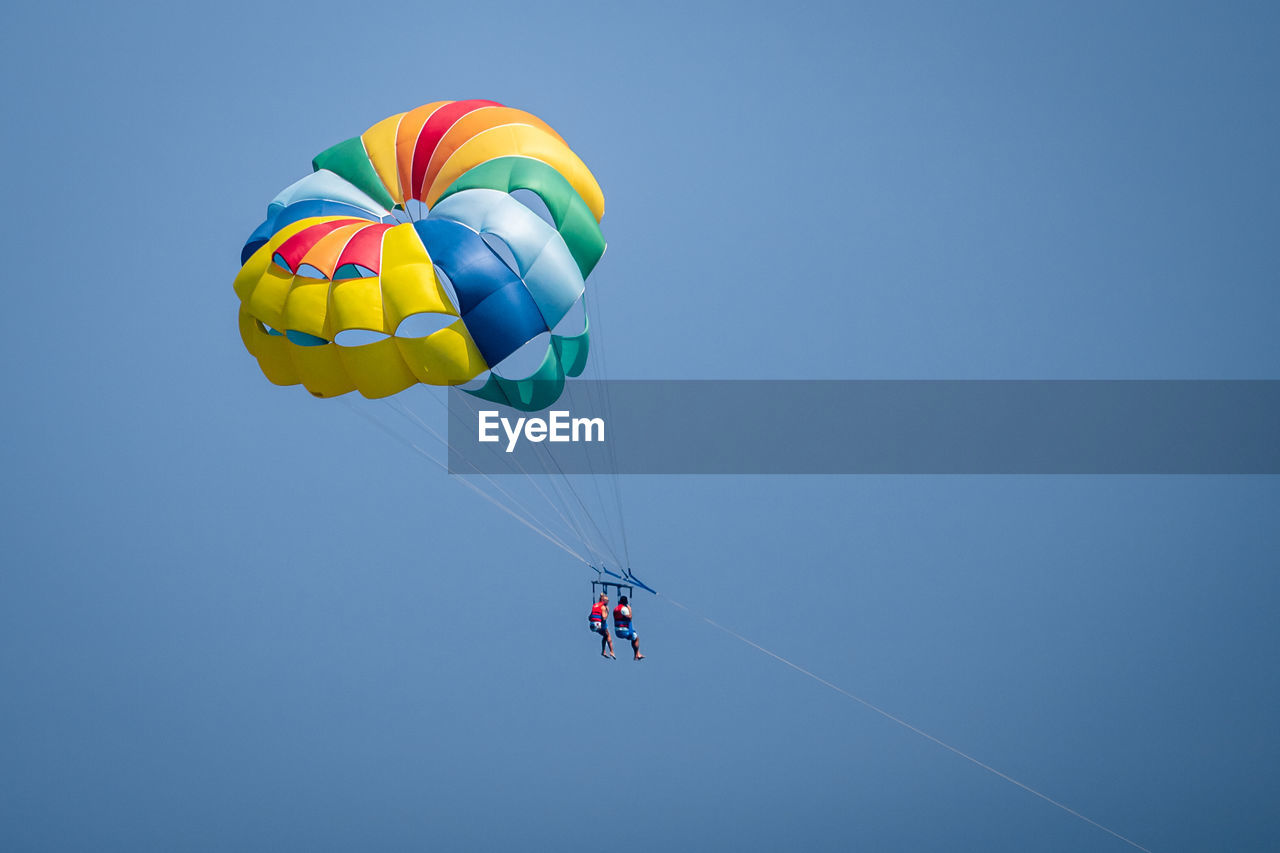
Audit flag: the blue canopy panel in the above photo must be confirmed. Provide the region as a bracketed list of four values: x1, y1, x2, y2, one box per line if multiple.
[414, 218, 548, 367]
[426, 189, 585, 337]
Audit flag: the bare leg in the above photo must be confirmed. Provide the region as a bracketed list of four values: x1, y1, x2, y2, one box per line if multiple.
[632, 637, 644, 660]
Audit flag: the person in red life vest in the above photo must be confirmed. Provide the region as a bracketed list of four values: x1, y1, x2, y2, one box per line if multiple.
[613, 595, 645, 660]
[589, 593, 615, 658]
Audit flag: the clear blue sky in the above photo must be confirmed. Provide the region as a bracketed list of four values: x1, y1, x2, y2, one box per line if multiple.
[2, 1, 1278, 850]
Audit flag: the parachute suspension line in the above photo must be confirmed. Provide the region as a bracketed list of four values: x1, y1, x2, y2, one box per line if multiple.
[548, 301, 623, 569]
[439, 390, 619, 568]
[345, 399, 590, 564]
[582, 282, 631, 569]
[377, 398, 553, 539]
[443, 391, 620, 572]
[513, 396, 624, 568]
[362, 400, 589, 564]
[571, 299, 617, 548]
[451, 386, 616, 567]
[368, 401, 588, 564]
[659, 595, 1154, 853]
[392, 393, 610, 568]
[561, 376, 625, 569]
[452, 388, 624, 569]
[527, 436, 619, 567]
[379, 396, 601, 566]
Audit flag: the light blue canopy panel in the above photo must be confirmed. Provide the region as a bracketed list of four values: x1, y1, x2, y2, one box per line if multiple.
[241, 170, 393, 263]
[427, 189, 585, 332]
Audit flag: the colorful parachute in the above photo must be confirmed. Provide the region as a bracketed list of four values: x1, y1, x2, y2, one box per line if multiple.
[234, 100, 606, 410]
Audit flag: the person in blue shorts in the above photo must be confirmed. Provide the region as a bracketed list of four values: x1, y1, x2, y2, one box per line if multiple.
[612, 596, 645, 660]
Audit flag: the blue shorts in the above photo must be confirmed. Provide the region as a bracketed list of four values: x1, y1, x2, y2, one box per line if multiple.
[589, 620, 608, 636]
[614, 626, 637, 641]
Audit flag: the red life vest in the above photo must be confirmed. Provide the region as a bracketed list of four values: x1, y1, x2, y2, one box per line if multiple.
[613, 604, 631, 629]
[590, 602, 607, 623]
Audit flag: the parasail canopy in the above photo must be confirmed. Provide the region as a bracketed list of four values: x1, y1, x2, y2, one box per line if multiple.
[234, 100, 607, 410]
